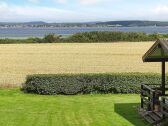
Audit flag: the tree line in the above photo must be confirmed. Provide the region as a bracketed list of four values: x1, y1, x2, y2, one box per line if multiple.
[0, 31, 168, 44]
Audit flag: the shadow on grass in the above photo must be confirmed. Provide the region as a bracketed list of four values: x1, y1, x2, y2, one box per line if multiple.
[114, 103, 147, 126]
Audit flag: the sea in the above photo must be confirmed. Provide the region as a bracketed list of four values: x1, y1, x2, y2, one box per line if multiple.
[1, 26, 168, 39]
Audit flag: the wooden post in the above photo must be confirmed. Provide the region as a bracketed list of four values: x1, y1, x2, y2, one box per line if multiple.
[141, 84, 144, 109]
[162, 97, 166, 120]
[162, 61, 166, 119]
[148, 90, 151, 111]
[152, 91, 155, 111]
[162, 61, 165, 96]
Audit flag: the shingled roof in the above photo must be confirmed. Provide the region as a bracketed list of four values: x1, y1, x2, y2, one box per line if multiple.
[143, 39, 168, 62]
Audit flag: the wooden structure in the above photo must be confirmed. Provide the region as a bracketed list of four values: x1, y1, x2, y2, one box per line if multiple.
[140, 39, 168, 125]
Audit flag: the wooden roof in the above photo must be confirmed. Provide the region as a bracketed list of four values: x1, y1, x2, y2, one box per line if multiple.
[143, 39, 168, 62]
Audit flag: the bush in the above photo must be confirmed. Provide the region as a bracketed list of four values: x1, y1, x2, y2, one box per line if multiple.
[66, 31, 161, 42]
[22, 73, 163, 95]
[43, 33, 62, 43]
[0, 32, 168, 44]
[27, 37, 43, 43]
[0, 38, 38, 44]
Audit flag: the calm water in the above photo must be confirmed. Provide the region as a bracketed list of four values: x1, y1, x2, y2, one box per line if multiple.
[0, 26, 168, 39]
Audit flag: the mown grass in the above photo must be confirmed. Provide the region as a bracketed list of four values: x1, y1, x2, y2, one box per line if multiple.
[0, 89, 147, 126]
[0, 42, 165, 87]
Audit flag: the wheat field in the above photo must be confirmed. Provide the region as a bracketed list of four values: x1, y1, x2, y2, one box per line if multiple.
[0, 42, 165, 87]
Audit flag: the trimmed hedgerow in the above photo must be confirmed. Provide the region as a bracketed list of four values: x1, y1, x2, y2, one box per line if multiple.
[22, 73, 164, 95]
[1, 32, 168, 44]
[66, 31, 168, 42]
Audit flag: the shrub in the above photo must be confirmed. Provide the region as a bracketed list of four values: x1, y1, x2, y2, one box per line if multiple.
[43, 33, 62, 43]
[66, 31, 168, 42]
[0, 38, 37, 44]
[22, 73, 163, 95]
[0, 32, 168, 44]
[27, 37, 43, 43]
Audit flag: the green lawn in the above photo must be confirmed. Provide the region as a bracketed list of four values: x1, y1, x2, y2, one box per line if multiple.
[0, 89, 147, 126]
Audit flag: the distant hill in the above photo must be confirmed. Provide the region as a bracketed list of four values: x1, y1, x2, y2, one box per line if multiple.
[1, 20, 168, 27]
[24, 21, 47, 25]
[97, 20, 168, 27]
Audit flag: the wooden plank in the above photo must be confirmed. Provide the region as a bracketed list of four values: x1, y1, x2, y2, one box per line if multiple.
[144, 112, 163, 125]
[144, 115, 155, 124]
[154, 112, 163, 118]
[138, 107, 163, 125]
[141, 90, 151, 97]
[142, 84, 155, 92]
[150, 112, 162, 121]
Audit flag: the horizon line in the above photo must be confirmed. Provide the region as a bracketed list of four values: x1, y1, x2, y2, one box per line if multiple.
[1, 20, 168, 24]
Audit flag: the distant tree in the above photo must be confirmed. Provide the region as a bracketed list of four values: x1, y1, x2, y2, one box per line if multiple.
[149, 32, 160, 40]
[43, 33, 62, 43]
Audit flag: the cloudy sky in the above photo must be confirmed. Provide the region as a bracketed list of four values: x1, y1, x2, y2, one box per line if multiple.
[1, 0, 168, 22]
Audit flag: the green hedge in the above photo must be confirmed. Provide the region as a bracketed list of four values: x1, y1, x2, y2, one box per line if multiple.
[0, 34, 62, 44]
[22, 73, 164, 95]
[0, 38, 39, 44]
[1, 32, 168, 44]
[66, 31, 168, 42]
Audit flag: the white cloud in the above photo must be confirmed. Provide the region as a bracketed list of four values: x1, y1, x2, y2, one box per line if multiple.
[154, 5, 168, 15]
[0, 2, 99, 22]
[78, 0, 111, 5]
[28, 0, 40, 3]
[53, 0, 68, 4]
[57, 0, 67, 4]
[2, 1, 168, 22]
[134, 5, 168, 21]
[53, 0, 112, 5]
[78, 0, 102, 5]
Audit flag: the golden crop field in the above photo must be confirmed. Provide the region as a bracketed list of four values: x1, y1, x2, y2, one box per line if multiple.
[0, 42, 165, 87]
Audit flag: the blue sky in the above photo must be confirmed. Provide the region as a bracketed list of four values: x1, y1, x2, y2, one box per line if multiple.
[1, 0, 168, 22]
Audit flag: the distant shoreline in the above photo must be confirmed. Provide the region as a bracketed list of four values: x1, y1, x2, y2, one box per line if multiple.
[1, 26, 168, 39]
[1, 26, 168, 29]
[2, 20, 168, 28]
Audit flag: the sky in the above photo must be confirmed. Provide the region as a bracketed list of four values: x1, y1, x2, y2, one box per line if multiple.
[1, 0, 168, 22]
